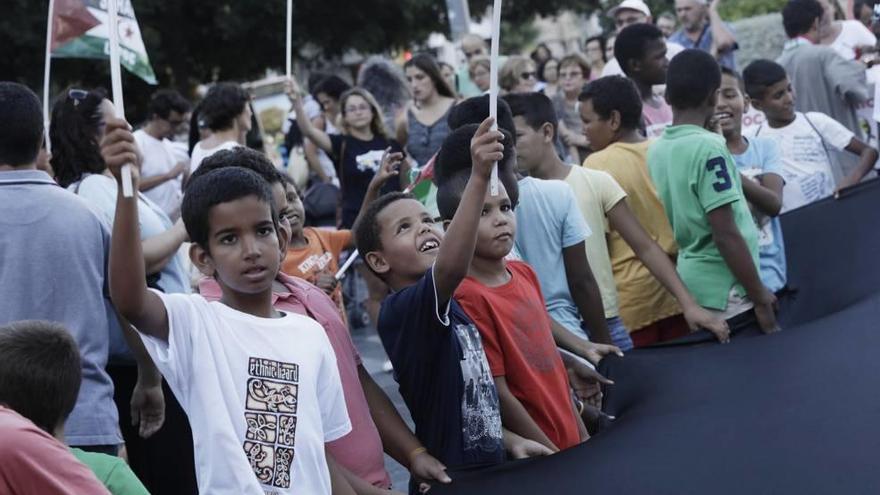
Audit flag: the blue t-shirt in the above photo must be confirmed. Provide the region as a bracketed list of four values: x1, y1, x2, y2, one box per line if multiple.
[731, 137, 788, 292]
[377, 268, 504, 470]
[513, 177, 591, 333]
[0, 170, 120, 446]
[669, 24, 737, 70]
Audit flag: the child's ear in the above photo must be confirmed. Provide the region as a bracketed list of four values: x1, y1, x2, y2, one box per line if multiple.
[743, 94, 752, 113]
[364, 251, 391, 276]
[442, 219, 451, 231]
[190, 243, 216, 278]
[542, 122, 555, 143]
[609, 109, 622, 132]
[277, 226, 289, 262]
[750, 97, 764, 113]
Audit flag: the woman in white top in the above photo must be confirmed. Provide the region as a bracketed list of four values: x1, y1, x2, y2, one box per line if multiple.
[818, 0, 877, 60]
[190, 82, 251, 172]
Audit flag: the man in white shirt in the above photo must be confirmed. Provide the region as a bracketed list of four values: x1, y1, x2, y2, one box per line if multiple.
[134, 90, 191, 220]
[602, 0, 685, 77]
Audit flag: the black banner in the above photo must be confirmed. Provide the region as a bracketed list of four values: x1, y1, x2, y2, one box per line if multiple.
[432, 179, 880, 494]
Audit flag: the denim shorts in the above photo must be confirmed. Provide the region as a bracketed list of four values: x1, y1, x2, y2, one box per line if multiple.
[582, 316, 634, 352]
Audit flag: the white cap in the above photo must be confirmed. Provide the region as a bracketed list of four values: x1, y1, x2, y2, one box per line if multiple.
[607, 0, 652, 19]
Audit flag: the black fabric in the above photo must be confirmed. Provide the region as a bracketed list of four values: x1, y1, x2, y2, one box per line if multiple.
[432, 178, 880, 494]
[330, 134, 403, 228]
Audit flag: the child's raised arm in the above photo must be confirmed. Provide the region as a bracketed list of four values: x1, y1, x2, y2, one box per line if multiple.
[434, 118, 503, 303]
[104, 118, 170, 342]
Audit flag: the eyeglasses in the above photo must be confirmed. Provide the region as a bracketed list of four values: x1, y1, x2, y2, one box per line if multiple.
[68, 88, 88, 107]
[344, 104, 371, 114]
[520, 71, 537, 80]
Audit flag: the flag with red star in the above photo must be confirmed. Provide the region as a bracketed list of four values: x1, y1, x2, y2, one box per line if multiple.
[51, 0, 157, 84]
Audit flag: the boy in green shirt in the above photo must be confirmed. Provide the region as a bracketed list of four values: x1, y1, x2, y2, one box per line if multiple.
[648, 49, 780, 333]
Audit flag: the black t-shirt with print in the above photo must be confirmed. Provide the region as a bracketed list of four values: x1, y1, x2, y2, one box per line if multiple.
[330, 134, 403, 228]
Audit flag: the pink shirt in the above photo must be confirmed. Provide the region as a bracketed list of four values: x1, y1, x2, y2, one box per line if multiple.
[0, 406, 111, 494]
[198, 273, 391, 488]
[642, 96, 674, 139]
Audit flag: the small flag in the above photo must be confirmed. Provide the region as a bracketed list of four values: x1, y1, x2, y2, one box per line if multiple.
[51, 0, 157, 85]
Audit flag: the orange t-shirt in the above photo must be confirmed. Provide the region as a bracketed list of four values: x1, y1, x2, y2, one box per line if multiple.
[456, 261, 582, 450]
[282, 227, 352, 315]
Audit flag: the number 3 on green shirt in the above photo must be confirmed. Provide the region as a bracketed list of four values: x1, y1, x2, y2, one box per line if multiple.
[706, 156, 733, 192]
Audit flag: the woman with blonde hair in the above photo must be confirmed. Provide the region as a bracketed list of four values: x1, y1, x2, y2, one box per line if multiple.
[499, 55, 539, 94]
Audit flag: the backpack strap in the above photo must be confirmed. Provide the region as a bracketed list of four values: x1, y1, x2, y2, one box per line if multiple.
[801, 112, 833, 164]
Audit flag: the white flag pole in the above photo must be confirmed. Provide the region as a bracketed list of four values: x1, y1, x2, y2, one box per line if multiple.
[43, 0, 56, 153]
[488, 0, 502, 196]
[286, 0, 293, 78]
[107, 0, 134, 197]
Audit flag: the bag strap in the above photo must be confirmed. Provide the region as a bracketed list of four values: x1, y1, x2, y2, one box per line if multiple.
[801, 113, 833, 164]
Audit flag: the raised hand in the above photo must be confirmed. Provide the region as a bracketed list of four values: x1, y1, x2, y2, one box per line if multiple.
[470, 117, 505, 179]
[101, 118, 141, 185]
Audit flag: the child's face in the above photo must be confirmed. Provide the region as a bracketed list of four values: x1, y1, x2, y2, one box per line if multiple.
[368, 198, 444, 284]
[283, 183, 305, 237]
[512, 116, 548, 173]
[474, 183, 516, 261]
[579, 98, 616, 152]
[270, 182, 292, 251]
[753, 77, 795, 124]
[715, 73, 748, 137]
[636, 38, 668, 86]
[197, 195, 281, 295]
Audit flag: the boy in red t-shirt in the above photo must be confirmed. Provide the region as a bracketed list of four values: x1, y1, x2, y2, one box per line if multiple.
[436, 126, 618, 452]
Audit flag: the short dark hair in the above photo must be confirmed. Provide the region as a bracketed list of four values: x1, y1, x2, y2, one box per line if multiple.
[0, 320, 81, 434]
[0, 82, 43, 167]
[200, 82, 249, 131]
[182, 167, 276, 248]
[742, 59, 788, 100]
[585, 35, 607, 63]
[666, 49, 721, 110]
[49, 87, 108, 187]
[614, 23, 665, 77]
[312, 75, 352, 102]
[578, 76, 643, 130]
[435, 124, 517, 220]
[503, 92, 559, 136]
[782, 0, 824, 38]
[720, 66, 745, 92]
[353, 191, 414, 263]
[448, 94, 516, 141]
[189, 147, 285, 188]
[148, 89, 191, 120]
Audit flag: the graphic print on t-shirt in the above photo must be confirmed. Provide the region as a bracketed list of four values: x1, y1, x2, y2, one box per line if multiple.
[243, 357, 300, 489]
[454, 322, 504, 454]
[355, 150, 385, 173]
[509, 297, 559, 372]
[297, 252, 333, 276]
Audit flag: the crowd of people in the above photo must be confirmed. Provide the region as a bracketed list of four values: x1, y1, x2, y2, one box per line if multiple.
[2, 0, 879, 493]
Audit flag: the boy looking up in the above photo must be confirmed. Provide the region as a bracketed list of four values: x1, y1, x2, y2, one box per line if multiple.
[356, 118, 555, 479]
[715, 67, 788, 293]
[107, 125, 354, 494]
[448, 95, 614, 348]
[0, 81, 120, 452]
[615, 23, 674, 138]
[190, 147, 449, 494]
[0, 320, 147, 495]
[437, 124, 619, 452]
[648, 50, 778, 332]
[742, 59, 879, 212]
[507, 91, 728, 348]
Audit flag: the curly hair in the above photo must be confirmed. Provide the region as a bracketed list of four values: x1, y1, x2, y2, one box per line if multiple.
[358, 56, 411, 133]
[49, 87, 108, 188]
[199, 82, 249, 132]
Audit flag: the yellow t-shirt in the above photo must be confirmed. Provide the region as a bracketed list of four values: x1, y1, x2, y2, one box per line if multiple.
[584, 141, 682, 331]
[564, 166, 626, 319]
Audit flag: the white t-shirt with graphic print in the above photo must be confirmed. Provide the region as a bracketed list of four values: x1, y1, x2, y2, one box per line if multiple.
[749, 112, 853, 212]
[139, 291, 351, 495]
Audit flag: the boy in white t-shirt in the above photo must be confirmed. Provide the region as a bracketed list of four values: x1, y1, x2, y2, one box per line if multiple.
[743, 59, 879, 212]
[105, 118, 355, 495]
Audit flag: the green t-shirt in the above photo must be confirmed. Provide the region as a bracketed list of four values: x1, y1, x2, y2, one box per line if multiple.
[647, 125, 759, 310]
[71, 448, 150, 495]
